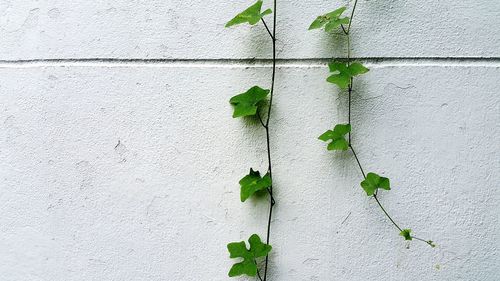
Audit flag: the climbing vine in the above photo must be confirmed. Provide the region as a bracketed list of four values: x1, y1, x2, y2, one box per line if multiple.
[224, 1, 277, 280]
[309, 1, 435, 247]
[222, 0, 434, 279]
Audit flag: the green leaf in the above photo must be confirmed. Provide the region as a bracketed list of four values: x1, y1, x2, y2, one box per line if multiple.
[229, 86, 270, 118]
[226, 1, 272, 28]
[318, 124, 351, 151]
[227, 241, 256, 277]
[248, 234, 272, 258]
[347, 62, 370, 76]
[400, 229, 412, 241]
[360, 172, 391, 196]
[327, 61, 370, 89]
[227, 234, 272, 277]
[239, 169, 272, 202]
[309, 7, 349, 32]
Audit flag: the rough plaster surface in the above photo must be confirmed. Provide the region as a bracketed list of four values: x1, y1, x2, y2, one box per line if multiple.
[1, 1, 500, 281]
[0, 0, 500, 59]
[1, 65, 499, 280]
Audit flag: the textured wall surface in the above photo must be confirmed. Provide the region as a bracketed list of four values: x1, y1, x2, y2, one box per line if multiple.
[1, 1, 499, 281]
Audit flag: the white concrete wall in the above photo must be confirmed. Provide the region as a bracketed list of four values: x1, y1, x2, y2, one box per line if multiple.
[1, 1, 499, 280]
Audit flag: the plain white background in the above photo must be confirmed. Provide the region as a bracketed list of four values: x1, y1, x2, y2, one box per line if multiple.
[1, 1, 499, 280]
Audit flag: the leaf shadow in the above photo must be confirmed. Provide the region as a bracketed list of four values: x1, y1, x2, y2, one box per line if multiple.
[241, 24, 273, 59]
[317, 30, 347, 59]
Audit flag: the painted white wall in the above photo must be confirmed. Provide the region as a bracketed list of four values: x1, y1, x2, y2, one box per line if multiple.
[1, 1, 499, 280]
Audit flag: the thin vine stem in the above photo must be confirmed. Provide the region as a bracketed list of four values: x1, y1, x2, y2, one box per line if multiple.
[344, 0, 433, 246]
[261, 18, 274, 41]
[347, 0, 358, 33]
[257, 109, 266, 128]
[377, 191, 435, 246]
[373, 194, 403, 232]
[349, 144, 365, 178]
[256, 265, 264, 281]
[262, 0, 277, 280]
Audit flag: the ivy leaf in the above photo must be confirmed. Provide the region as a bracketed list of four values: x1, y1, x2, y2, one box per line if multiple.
[327, 61, 369, 89]
[248, 234, 272, 258]
[225, 1, 272, 28]
[227, 234, 272, 277]
[400, 229, 412, 241]
[229, 86, 270, 118]
[239, 169, 272, 202]
[318, 124, 351, 151]
[309, 7, 349, 32]
[360, 172, 391, 196]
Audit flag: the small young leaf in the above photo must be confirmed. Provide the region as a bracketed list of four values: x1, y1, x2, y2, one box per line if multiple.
[327, 61, 370, 89]
[360, 172, 391, 196]
[229, 86, 270, 118]
[318, 124, 351, 151]
[226, 1, 272, 28]
[239, 169, 272, 202]
[309, 7, 349, 32]
[227, 234, 272, 277]
[400, 229, 413, 241]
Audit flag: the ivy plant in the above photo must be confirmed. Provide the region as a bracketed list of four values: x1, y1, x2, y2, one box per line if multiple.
[310, 0, 435, 247]
[225, 0, 272, 28]
[225, 1, 277, 280]
[239, 169, 272, 202]
[227, 234, 272, 277]
[229, 86, 270, 118]
[309, 7, 350, 32]
[318, 124, 351, 151]
[326, 61, 369, 89]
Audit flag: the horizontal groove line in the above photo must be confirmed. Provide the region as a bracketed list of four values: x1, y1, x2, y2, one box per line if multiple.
[0, 57, 499, 68]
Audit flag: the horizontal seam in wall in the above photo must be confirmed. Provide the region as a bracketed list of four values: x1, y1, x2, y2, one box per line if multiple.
[0, 57, 499, 68]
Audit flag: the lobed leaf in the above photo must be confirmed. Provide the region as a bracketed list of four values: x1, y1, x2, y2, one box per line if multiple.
[348, 62, 369, 76]
[226, 1, 272, 28]
[248, 234, 272, 258]
[227, 234, 272, 277]
[229, 86, 270, 118]
[239, 169, 272, 202]
[309, 7, 349, 32]
[360, 172, 391, 196]
[319, 124, 351, 151]
[327, 61, 369, 89]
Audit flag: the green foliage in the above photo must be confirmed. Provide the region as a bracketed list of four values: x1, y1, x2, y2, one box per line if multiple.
[225, 1, 280, 279]
[227, 234, 272, 277]
[360, 172, 391, 196]
[239, 169, 272, 202]
[309, 7, 349, 32]
[327, 62, 369, 89]
[400, 229, 412, 241]
[310, 0, 435, 249]
[229, 86, 269, 118]
[225, 0, 272, 28]
[318, 124, 351, 151]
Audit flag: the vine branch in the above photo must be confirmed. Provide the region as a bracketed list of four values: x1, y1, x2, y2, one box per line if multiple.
[263, 0, 277, 279]
[225, 1, 282, 278]
[344, 0, 433, 247]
